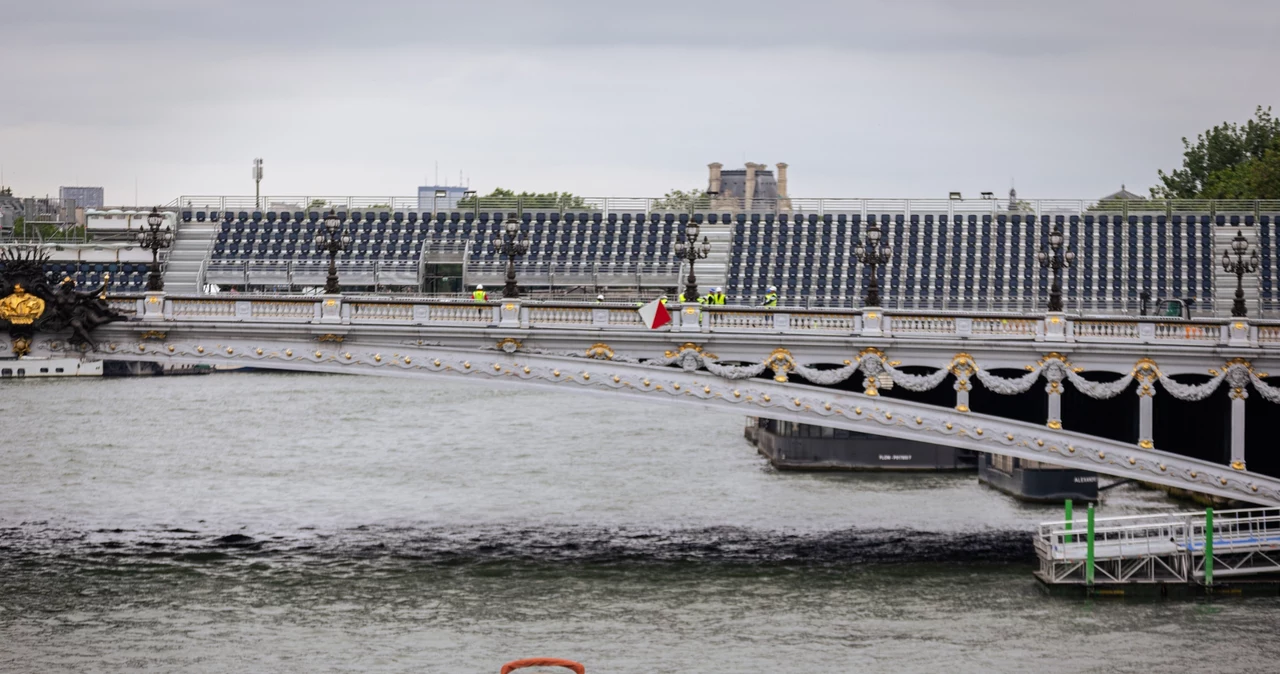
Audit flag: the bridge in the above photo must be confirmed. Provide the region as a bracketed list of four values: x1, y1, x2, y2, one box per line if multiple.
[8, 194, 1280, 507]
[10, 291, 1280, 506]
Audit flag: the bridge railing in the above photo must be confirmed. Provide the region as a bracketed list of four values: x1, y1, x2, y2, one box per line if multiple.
[1036, 507, 1280, 561]
[1036, 511, 1196, 562]
[105, 292, 1280, 349]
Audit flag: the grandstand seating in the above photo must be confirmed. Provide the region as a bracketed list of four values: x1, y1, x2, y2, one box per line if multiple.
[0, 261, 151, 292]
[1259, 215, 1278, 308]
[185, 206, 1280, 310]
[202, 210, 426, 287]
[465, 211, 684, 284]
[724, 212, 1273, 310]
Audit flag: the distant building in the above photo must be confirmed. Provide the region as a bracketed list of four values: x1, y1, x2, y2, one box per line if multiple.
[59, 186, 104, 209]
[0, 205, 15, 233]
[417, 185, 469, 210]
[1099, 184, 1146, 201]
[707, 162, 789, 210]
[0, 194, 22, 216]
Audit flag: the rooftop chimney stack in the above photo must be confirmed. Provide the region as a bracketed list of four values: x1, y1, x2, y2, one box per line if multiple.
[744, 162, 760, 211]
[707, 163, 723, 195]
[775, 162, 789, 198]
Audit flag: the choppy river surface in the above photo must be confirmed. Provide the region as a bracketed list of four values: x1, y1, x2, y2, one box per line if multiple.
[2, 373, 1278, 673]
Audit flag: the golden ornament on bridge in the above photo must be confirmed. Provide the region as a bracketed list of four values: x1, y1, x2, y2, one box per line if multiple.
[0, 284, 46, 325]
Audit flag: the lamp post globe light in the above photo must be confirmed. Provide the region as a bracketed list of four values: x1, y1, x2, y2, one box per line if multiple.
[314, 209, 352, 294]
[853, 222, 892, 307]
[491, 215, 530, 299]
[137, 207, 174, 292]
[674, 218, 711, 301]
[1036, 227, 1075, 313]
[1222, 230, 1260, 318]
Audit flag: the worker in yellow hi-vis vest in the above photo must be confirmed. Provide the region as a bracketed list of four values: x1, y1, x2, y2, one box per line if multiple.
[761, 285, 778, 307]
[472, 284, 488, 302]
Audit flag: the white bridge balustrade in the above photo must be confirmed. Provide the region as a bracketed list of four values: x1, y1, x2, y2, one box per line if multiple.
[98, 293, 1280, 347]
[20, 291, 1280, 506]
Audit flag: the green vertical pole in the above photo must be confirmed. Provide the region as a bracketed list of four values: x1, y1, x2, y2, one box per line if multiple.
[1086, 504, 1095, 586]
[1065, 499, 1074, 544]
[1204, 508, 1214, 587]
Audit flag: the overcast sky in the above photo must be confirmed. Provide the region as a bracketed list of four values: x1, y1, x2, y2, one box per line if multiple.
[1, 0, 1277, 205]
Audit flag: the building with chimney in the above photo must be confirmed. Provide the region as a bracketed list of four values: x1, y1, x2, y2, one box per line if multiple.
[707, 162, 789, 211]
[58, 186, 104, 209]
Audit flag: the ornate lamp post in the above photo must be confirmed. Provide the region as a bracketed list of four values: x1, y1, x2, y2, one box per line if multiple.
[491, 215, 529, 299]
[314, 209, 352, 294]
[1222, 230, 1259, 318]
[137, 207, 174, 291]
[1036, 227, 1075, 313]
[674, 218, 711, 301]
[853, 222, 891, 307]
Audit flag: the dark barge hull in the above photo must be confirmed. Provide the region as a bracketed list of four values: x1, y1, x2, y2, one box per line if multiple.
[977, 453, 1098, 503]
[747, 418, 978, 471]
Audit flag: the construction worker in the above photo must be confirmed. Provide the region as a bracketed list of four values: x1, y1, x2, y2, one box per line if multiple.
[762, 285, 778, 307]
[472, 284, 487, 302]
[596, 294, 605, 303]
[708, 287, 726, 305]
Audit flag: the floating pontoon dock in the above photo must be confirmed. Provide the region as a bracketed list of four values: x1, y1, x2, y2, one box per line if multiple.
[1035, 506, 1280, 593]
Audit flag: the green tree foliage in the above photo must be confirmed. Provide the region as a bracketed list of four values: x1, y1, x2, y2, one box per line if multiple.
[1198, 145, 1280, 199]
[651, 188, 709, 211]
[457, 188, 587, 210]
[1152, 106, 1280, 199]
[11, 217, 85, 242]
[0, 186, 12, 196]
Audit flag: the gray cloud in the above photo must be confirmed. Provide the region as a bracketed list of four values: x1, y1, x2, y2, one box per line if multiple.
[11, 1, 1279, 53]
[1, 1, 1277, 204]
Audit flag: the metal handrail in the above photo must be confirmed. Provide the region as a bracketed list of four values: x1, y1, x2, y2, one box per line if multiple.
[170, 195, 1280, 216]
[1037, 507, 1280, 549]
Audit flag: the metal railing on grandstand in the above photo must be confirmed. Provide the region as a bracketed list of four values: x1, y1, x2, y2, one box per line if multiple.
[464, 260, 682, 289]
[747, 295, 1214, 316]
[204, 259, 422, 290]
[171, 195, 1280, 217]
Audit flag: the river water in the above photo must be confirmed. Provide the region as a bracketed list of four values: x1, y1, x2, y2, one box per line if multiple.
[2, 373, 1278, 673]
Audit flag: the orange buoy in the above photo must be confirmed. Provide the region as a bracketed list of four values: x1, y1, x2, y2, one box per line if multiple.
[500, 658, 585, 674]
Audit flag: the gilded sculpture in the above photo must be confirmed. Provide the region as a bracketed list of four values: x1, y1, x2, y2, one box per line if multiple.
[0, 284, 46, 325]
[1, 246, 124, 351]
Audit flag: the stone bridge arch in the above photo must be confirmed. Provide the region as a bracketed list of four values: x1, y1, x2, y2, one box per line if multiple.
[74, 328, 1280, 506]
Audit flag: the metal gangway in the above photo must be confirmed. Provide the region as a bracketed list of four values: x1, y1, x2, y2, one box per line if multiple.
[1035, 507, 1280, 585]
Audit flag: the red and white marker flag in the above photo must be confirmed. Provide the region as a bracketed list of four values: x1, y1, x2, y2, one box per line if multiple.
[637, 298, 671, 330]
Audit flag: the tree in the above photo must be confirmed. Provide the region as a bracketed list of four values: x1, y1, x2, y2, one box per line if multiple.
[0, 186, 12, 197]
[1197, 141, 1280, 199]
[651, 188, 708, 211]
[1152, 106, 1280, 199]
[457, 188, 587, 210]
